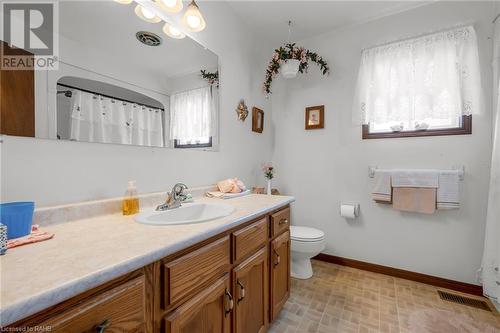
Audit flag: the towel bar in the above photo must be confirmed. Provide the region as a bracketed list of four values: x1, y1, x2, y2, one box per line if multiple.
[368, 166, 465, 181]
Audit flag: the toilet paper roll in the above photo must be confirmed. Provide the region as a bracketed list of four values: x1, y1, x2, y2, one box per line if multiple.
[340, 204, 359, 219]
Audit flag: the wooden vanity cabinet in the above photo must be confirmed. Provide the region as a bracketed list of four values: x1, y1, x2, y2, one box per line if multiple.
[8, 205, 292, 333]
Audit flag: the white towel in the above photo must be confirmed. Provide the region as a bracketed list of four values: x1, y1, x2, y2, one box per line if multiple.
[372, 170, 392, 202]
[205, 189, 251, 199]
[437, 170, 460, 210]
[391, 170, 439, 188]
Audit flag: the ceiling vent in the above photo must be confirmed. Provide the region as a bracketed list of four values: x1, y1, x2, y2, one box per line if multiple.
[136, 31, 162, 47]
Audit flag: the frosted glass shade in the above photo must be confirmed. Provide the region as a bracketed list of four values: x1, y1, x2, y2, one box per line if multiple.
[155, 0, 183, 13]
[163, 23, 186, 39]
[182, 1, 206, 32]
[134, 4, 161, 23]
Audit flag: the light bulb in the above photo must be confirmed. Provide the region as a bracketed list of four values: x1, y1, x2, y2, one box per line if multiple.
[114, 0, 133, 4]
[161, 0, 177, 8]
[141, 6, 156, 19]
[187, 15, 201, 29]
[182, 0, 206, 32]
[134, 4, 161, 23]
[155, 0, 183, 13]
[163, 22, 186, 39]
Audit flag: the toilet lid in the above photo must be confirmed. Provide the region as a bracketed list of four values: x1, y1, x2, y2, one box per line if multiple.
[290, 226, 324, 242]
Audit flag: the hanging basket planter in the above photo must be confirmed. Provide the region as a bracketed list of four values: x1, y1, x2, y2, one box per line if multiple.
[281, 59, 300, 79]
[263, 43, 330, 95]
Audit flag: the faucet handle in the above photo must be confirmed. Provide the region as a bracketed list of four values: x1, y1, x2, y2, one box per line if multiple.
[173, 183, 188, 194]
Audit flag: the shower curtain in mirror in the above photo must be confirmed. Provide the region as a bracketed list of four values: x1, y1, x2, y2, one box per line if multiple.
[69, 90, 164, 147]
[481, 16, 500, 309]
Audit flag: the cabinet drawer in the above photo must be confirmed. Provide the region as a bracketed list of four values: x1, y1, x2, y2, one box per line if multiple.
[270, 207, 290, 238]
[164, 236, 231, 307]
[232, 217, 268, 262]
[40, 276, 146, 332]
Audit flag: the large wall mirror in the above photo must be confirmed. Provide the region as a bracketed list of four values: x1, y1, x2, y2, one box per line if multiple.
[1, 0, 219, 149]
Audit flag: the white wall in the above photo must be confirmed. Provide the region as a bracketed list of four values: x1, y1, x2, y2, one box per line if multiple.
[271, 1, 495, 284]
[1, 1, 273, 206]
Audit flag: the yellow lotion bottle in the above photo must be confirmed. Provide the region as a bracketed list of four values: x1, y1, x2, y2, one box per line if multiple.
[123, 180, 140, 215]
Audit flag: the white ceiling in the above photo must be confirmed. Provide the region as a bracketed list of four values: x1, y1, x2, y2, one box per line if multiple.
[226, 1, 432, 46]
[59, 1, 218, 79]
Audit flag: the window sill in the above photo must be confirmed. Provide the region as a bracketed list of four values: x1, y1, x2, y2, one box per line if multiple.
[173, 137, 213, 149]
[362, 115, 472, 140]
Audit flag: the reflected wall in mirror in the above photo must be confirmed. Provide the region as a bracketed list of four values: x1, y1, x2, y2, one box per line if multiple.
[0, 0, 219, 149]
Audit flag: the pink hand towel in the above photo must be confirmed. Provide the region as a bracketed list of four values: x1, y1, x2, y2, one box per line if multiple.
[393, 188, 436, 214]
[7, 225, 54, 249]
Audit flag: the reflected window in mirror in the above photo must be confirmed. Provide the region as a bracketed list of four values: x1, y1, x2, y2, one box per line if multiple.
[170, 86, 216, 149]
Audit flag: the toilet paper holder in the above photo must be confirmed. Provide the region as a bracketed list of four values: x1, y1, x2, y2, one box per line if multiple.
[340, 203, 360, 219]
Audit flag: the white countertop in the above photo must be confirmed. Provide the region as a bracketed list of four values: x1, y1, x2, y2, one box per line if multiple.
[0, 194, 294, 326]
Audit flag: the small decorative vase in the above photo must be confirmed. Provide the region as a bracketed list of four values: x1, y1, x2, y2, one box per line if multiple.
[267, 179, 272, 195]
[281, 59, 300, 79]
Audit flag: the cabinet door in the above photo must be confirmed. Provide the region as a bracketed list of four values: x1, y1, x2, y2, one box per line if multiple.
[0, 41, 35, 137]
[233, 247, 268, 333]
[270, 231, 290, 321]
[164, 274, 232, 333]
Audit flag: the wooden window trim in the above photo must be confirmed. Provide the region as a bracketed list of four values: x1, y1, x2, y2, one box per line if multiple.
[174, 137, 212, 149]
[362, 115, 472, 140]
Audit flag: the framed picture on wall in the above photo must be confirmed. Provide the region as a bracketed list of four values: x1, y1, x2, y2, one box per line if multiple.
[305, 105, 324, 130]
[252, 107, 264, 133]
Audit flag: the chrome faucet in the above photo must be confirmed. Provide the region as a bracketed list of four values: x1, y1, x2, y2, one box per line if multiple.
[156, 183, 188, 211]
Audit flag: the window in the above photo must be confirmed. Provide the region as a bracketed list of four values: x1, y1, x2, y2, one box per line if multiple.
[353, 25, 481, 139]
[170, 86, 215, 148]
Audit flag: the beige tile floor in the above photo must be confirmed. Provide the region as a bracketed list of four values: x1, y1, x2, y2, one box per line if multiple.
[269, 260, 500, 333]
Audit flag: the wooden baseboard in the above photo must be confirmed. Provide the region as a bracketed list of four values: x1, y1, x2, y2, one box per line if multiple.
[314, 253, 483, 297]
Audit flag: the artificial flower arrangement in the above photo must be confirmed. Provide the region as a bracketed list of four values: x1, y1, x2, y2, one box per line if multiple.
[262, 163, 275, 180]
[200, 69, 219, 88]
[263, 43, 330, 94]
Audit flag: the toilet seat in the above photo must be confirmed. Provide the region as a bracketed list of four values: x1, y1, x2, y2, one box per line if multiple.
[291, 226, 324, 242]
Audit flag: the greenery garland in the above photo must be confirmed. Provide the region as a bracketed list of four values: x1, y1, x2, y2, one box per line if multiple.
[264, 43, 330, 94]
[200, 70, 219, 88]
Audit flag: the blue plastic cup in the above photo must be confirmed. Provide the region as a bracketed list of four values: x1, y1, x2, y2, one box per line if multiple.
[0, 202, 35, 239]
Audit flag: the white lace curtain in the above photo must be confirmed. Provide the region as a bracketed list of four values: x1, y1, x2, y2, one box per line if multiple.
[170, 86, 214, 143]
[353, 25, 482, 129]
[69, 90, 164, 147]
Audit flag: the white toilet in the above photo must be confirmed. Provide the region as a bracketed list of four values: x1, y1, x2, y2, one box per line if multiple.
[290, 226, 325, 279]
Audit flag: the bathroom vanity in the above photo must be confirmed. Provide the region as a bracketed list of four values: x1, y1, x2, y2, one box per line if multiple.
[1, 195, 293, 333]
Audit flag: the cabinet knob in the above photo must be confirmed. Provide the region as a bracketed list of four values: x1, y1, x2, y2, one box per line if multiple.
[95, 319, 110, 333]
[273, 249, 281, 267]
[279, 218, 288, 225]
[237, 280, 246, 303]
[224, 289, 234, 316]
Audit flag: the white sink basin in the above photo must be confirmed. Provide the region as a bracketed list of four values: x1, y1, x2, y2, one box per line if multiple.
[134, 202, 235, 225]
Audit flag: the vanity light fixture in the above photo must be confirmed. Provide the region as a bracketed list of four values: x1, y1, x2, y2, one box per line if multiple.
[114, 0, 133, 4]
[163, 23, 186, 39]
[182, 0, 206, 32]
[134, 4, 162, 23]
[155, 0, 183, 13]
